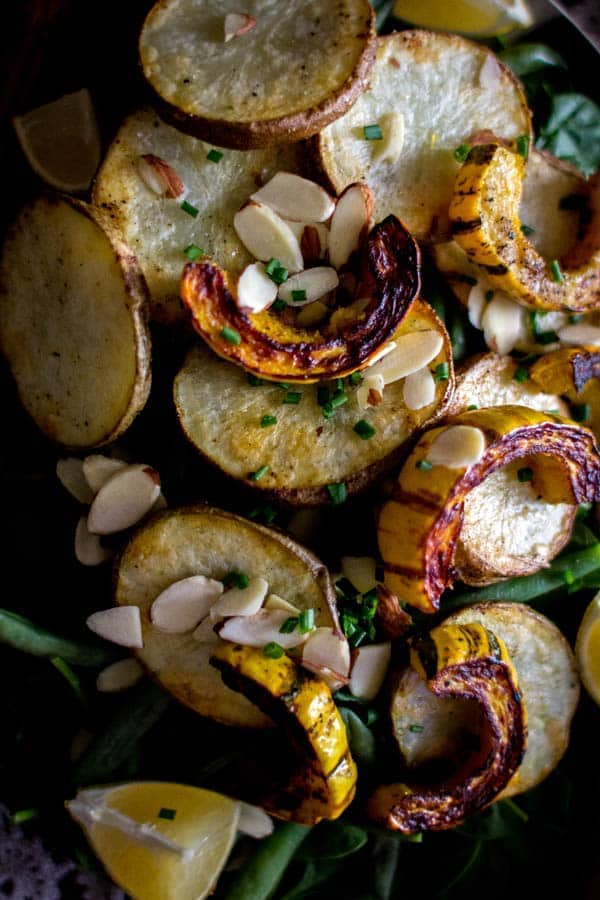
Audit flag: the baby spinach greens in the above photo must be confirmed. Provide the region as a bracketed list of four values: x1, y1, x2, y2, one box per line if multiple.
[223, 823, 309, 900]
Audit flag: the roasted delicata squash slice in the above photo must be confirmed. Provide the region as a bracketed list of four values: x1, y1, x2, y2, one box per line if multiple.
[368, 623, 526, 833]
[530, 347, 600, 440]
[139, 0, 375, 149]
[449, 143, 600, 311]
[211, 643, 357, 824]
[0, 194, 151, 448]
[180, 216, 420, 382]
[314, 31, 530, 241]
[93, 108, 303, 324]
[114, 506, 337, 728]
[174, 299, 452, 505]
[378, 406, 600, 612]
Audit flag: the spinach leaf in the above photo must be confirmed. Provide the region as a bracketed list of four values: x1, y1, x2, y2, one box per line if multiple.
[297, 821, 368, 860]
[537, 93, 600, 176]
[499, 42, 567, 77]
[339, 708, 377, 767]
[278, 859, 340, 900]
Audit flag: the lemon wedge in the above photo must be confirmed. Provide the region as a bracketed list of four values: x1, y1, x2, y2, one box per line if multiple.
[392, 0, 533, 36]
[576, 591, 600, 706]
[13, 89, 101, 193]
[67, 782, 239, 900]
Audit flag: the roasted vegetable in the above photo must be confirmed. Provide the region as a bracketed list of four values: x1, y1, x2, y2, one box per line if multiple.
[114, 506, 337, 728]
[530, 346, 600, 440]
[368, 623, 526, 833]
[378, 406, 600, 612]
[211, 643, 357, 824]
[449, 143, 600, 311]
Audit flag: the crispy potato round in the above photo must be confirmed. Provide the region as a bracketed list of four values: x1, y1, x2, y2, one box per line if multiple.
[114, 506, 337, 728]
[139, 0, 375, 149]
[173, 299, 453, 505]
[0, 194, 151, 448]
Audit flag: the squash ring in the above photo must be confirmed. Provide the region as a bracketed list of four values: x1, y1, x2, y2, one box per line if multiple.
[530, 346, 600, 441]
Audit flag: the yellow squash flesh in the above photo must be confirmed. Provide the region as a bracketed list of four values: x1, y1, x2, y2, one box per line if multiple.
[530, 346, 600, 440]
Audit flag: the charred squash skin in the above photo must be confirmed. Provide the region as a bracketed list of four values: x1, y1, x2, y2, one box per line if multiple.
[531, 346, 600, 441]
[211, 643, 357, 825]
[180, 216, 421, 382]
[368, 623, 526, 833]
[378, 406, 600, 612]
[449, 143, 600, 312]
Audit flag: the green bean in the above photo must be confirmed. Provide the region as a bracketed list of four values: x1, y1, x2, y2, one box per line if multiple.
[0, 608, 118, 668]
[224, 822, 310, 900]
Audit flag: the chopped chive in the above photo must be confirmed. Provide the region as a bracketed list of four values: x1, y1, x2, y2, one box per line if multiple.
[180, 199, 199, 217]
[260, 415, 277, 428]
[569, 314, 584, 324]
[433, 362, 449, 382]
[249, 464, 269, 482]
[206, 149, 223, 163]
[321, 403, 335, 419]
[224, 571, 249, 589]
[485, 289, 494, 301]
[276, 382, 291, 390]
[363, 123, 383, 140]
[327, 482, 347, 505]
[263, 642, 284, 659]
[354, 419, 376, 440]
[248, 504, 277, 525]
[329, 392, 348, 409]
[520, 223, 535, 236]
[299, 609, 315, 633]
[467, 404, 479, 410]
[515, 134, 530, 159]
[335, 577, 360, 600]
[537, 331, 559, 345]
[572, 403, 590, 423]
[513, 365, 529, 383]
[453, 143, 471, 163]
[283, 391, 302, 405]
[562, 569, 575, 586]
[317, 386, 330, 407]
[517, 467, 533, 483]
[279, 617, 299, 634]
[183, 243, 203, 260]
[265, 258, 288, 284]
[349, 626, 367, 648]
[550, 259, 564, 283]
[291, 289, 307, 302]
[416, 459, 433, 471]
[247, 374, 264, 386]
[409, 724, 424, 733]
[220, 326, 241, 345]
[348, 372, 363, 386]
[335, 378, 344, 392]
[12, 808, 40, 825]
[158, 808, 177, 821]
[272, 298, 287, 311]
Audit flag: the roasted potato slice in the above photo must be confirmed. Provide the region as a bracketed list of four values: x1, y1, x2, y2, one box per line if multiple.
[368, 622, 526, 833]
[174, 299, 452, 505]
[530, 347, 600, 441]
[139, 0, 375, 149]
[314, 31, 530, 241]
[0, 195, 150, 448]
[93, 108, 304, 324]
[114, 506, 337, 728]
[378, 406, 600, 612]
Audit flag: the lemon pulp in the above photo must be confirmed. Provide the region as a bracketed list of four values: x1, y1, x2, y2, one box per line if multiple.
[392, 0, 533, 36]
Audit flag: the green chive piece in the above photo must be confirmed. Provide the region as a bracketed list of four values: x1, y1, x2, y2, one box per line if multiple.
[537, 331, 559, 345]
[409, 724, 424, 734]
[517, 467, 533, 483]
[12, 808, 40, 825]
[335, 378, 344, 392]
[260, 415, 277, 428]
[354, 419, 376, 440]
[572, 403, 590, 423]
[321, 403, 335, 419]
[272, 298, 287, 311]
[220, 327, 241, 345]
[249, 504, 277, 525]
[520, 223, 535, 236]
[317, 386, 330, 407]
[290, 289, 307, 302]
[276, 382, 291, 390]
[562, 569, 575, 586]
[335, 577, 359, 600]
[434, 362, 449, 382]
[299, 609, 315, 633]
[330, 392, 348, 410]
[224, 571, 249, 589]
[180, 200, 199, 218]
[183, 244, 203, 260]
[279, 617, 299, 634]
[249, 465, 269, 482]
[264, 258, 288, 284]
[158, 808, 176, 821]
[247, 374, 264, 386]
[283, 391, 302, 405]
[485, 289, 494, 301]
[513, 365, 529, 383]
[516, 134, 530, 159]
[416, 459, 433, 471]
[327, 482, 347, 505]
[453, 143, 471, 163]
[467, 404, 479, 410]
[363, 123, 383, 140]
[263, 642, 284, 659]
[206, 149, 223, 163]
[550, 259, 564, 283]
[348, 372, 363, 386]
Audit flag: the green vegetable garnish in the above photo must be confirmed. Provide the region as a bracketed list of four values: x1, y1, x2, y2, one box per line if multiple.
[363, 123, 383, 140]
[180, 200, 199, 217]
[206, 149, 223, 163]
[260, 415, 277, 427]
[299, 609, 315, 633]
[327, 483, 347, 505]
[158, 807, 177, 820]
[183, 243, 203, 260]
[220, 327, 241, 345]
[249, 465, 269, 481]
[354, 419, 376, 440]
[263, 642, 285, 659]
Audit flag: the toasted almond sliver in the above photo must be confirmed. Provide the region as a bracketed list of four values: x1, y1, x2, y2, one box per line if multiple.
[427, 425, 486, 469]
[237, 803, 274, 839]
[328, 183, 373, 270]
[74, 516, 113, 566]
[210, 577, 268, 621]
[234, 201, 303, 273]
[481, 294, 526, 355]
[278, 267, 339, 305]
[302, 627, 350, 680]
[349, 642, 391, 701]
[82, 454, 128, 494]
[300, 224, 328, 262]
[341, 556, 377, 594]
[96, 658, 144, 693]
[150, 576, 224, 634]
[296, 300, 329, 328]
[367, 341, 397, 367]
[219, 609, 308, 648]
[558, 323, 600, 347]
[373, 112, 405, 164]
[368, 331, 444, 385]
[56, 457, 94, 504]
[237, 262, 278, 313]
[137, 154, 184, 199]
[479, 53, 502, 90]
[86, 606, 143, 648]
[224, 12, 257, 42]
[357, 373, 384, 410]
[87, 464, 161, 535]
[466, 281, 488, 329]
[403, 366, 436, 410]
[252, 172, 335, 223]
[264, 594, 301, 615]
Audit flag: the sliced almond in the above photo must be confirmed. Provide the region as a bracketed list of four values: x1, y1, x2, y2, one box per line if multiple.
[278, 267, 339, 305]
[341, 556, 377, 594]
[403, 366, 436, 410]
[296, 300, 329, 328]
[96, 658, 144, 693]
[264, 594, 300, 615]
[137, 154, 184, 199]
[300, 224, 328, 263]
[56, 457, 94, 504]
[219, 609, 308, 648]
[357, 373, 384, 410]
[287, 508, 321, 544]
[368, 331, 444, 385]
[74, 516, 113, 566]
[328, 183, 373, 270]
[224, 12, 257, 42]
[302, 627, 351, 688]
[479, 53, 502, 90]
[86, 606, 143, 648]
[236, 262, 278, 313]
[210, 577, 268, 621]
[237, 803, 274, 839]
[233, 201, 303, 273]
[150, 576, 224, 634]
[466, 281, 489, 329]
[252, 172, 335, 223]
[87, 464, 161, 535]
[349, 642, 391, 701]
[558, 323, 600, 347]
[481, 294, 526, 355]
[82, 455, 128, 494]
[192, 616, 219, 643]
[373, 112, 405, 164]
[427, 425, 486, 469]
[367, 341, 397, 367]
